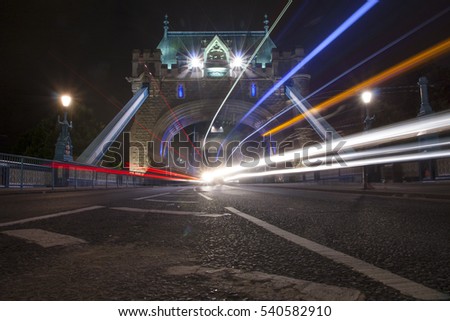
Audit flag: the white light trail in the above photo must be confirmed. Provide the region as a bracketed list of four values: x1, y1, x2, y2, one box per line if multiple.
[201, 111, 450, 183]
[224, 149, 450, 182]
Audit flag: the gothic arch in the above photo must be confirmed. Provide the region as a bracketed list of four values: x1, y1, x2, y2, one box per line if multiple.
[151, 99, 275, 156]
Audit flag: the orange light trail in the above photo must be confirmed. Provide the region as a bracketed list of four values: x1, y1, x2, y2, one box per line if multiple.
[263, 37, 450, 137]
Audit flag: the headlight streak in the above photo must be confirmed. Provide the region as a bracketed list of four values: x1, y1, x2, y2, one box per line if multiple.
[223, 149, 450, 182]
[202, 0, 293, 149]
[201, 111, 450, 183]
[276, 139, 450, 174]
[263, 37, 450, 137]
[223, 104, 297, 164]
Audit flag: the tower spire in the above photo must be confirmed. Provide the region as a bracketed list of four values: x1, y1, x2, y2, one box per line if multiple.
[163, 14, 169, 38]
[263, 14, 269, 33]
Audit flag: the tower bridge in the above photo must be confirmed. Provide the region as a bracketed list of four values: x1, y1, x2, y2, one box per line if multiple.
[78, 15, 321, 177]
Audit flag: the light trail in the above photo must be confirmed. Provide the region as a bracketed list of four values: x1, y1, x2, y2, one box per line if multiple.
[201, 110, 450, 182]
[272, 139, 450, 174]
[263, 37, 450, 137]
[224, 149, 450, 182]
[216, 0, 379, 159]
[332, 139, 450, 163]
[49, 162, 198, 182]
[212, 8, 449, 164]
[223, 104, 297, 164]
[202, 0, 293, 148]
[236, 0, 379, 126]
[303, 8, 450, 104]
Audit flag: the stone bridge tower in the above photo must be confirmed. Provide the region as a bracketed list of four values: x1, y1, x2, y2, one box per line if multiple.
[127, 15, 310, 177]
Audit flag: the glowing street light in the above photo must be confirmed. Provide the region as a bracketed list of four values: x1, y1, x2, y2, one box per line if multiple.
[54, 94, 74, 162]
[361, 90, 372, 104]
[361, 90, 374, 190]
[361, 90, 375, 131]
[60, 94, 72, 107]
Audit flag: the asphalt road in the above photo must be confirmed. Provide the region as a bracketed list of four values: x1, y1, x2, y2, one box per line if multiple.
[0, 184, 449, 300]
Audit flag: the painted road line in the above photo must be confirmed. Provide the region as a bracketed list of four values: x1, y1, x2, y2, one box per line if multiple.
[176, 188, 192, 192]
[146, 199, 199, 204]
[163, 194, 197, 198]
[2, 229, 86, 248]
[198, 192, 213, 201]
[133, 192, 171, 201]
[110, 207, 228, 217]
[0, 206, 105, 228]
[225, 206, 449, 301]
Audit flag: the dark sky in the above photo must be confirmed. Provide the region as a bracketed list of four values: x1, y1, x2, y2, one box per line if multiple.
[0, 0, 449, 152]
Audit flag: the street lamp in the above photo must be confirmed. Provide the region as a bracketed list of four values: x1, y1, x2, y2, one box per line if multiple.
[54, 94, 73, 162]
[361, 90, 374, 189]
[61, 95, 72, 108]
[361, 90, 374, 131]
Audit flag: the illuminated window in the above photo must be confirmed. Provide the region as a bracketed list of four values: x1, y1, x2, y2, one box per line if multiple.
[250, 83, 257, 97]
[177, 84, 185, 99]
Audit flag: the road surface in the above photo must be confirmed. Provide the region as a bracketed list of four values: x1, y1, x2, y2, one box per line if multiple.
[0, 184, 449, 300]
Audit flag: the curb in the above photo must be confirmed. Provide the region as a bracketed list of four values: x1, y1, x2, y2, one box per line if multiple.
[263, 184, 450, 201]
[0, 185, 151, 196]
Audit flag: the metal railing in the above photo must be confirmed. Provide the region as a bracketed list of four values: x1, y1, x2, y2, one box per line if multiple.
[0, 153, 147, 190]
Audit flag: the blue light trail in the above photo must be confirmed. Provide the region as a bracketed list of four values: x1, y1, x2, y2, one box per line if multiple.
[215, 0, 378, 159]
[238, 0, 379, 124]
[221, 6, 449, 163]
[302, 7, 450, 105]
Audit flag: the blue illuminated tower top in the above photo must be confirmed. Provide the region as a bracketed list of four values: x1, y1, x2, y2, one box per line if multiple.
[156, 14, 276, 76]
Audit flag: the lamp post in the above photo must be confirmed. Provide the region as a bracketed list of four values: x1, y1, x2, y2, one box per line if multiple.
[417, 76, 435, 180]
[362, 90, 374, 131]
[54, 95, 73, 162]
[361, 90, 374, 189]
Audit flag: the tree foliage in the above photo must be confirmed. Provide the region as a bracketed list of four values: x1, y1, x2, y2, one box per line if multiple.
[13, 104, 105, 160]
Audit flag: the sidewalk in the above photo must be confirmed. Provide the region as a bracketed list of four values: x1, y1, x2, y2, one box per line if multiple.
[258, 180, 450, 201]
[0, 185, 151, 196]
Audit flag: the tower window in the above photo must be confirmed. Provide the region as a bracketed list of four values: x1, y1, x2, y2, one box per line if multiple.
[177, 83, 185, 99]
[250, 82, 257, 97]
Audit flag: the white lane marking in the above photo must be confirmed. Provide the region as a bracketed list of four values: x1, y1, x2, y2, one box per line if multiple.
[225, 206, 449, 301]
[198, 192, 213, 201]
[146, 199, 198, 204]
[0, 206, 105, 228]
[110, 207, 229, 217]
[2, 229, 86, 248]
[133, 192, 171, 201]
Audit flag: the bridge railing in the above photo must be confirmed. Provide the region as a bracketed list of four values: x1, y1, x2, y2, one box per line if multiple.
[0, 153, 146, 190]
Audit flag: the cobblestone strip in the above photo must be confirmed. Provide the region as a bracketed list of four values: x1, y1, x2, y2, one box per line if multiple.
[0, 206, 105, 228]
[2, 229, 86, 247]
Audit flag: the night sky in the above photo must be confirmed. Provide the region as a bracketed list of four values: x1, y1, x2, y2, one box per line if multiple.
[0, 0, 449, 152]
